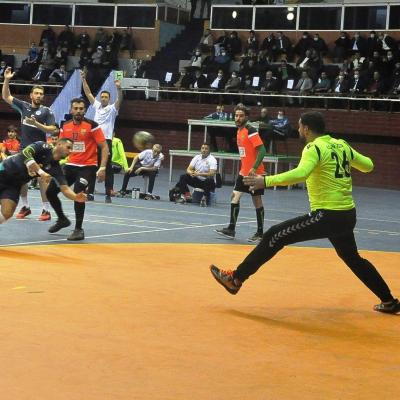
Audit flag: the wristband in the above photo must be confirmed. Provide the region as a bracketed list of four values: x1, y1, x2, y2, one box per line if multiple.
[26, 159, 36, 167]
[98, 166, 106, 171]
[37, 168, 46, 176]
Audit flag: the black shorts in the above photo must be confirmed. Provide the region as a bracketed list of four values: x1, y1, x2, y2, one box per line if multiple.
[0, 173, 21, 204]
[233, 174, 264, 196]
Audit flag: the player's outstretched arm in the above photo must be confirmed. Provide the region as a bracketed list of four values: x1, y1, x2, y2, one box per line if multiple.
[2, 67, 15, 105]
[114, 80, 123, 111]
[80, 70, 95, 105]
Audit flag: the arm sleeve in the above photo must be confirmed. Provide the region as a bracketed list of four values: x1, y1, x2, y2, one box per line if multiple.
[45, 108, 56, 125]
[21, 141, 47, 162]
[11, 98, 25, 115]
[209, 156, 218, 170]
[253, 145, 266, 170]
[265, 144, 319, 187]
[350, 147, 374, 173]
[189, 155, 198, 168]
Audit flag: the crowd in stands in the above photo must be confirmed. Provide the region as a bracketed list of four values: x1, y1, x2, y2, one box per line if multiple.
[172, 30, 400, 103]
[0, 25, 135, 90]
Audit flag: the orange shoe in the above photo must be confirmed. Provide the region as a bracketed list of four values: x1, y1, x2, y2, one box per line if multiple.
[38, 210, 51, 221]
[16, 206, 32, 219]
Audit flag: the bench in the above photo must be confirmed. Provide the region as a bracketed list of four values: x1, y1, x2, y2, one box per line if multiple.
[168, 149, 301, 190]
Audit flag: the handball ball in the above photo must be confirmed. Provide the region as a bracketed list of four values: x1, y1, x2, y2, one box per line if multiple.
[133, 131, 154, 151]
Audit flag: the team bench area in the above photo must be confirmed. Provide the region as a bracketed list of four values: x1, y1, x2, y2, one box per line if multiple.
[168, 150, 301, 190]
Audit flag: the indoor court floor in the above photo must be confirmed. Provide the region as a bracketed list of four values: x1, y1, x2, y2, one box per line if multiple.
[1, 170, 399, 400]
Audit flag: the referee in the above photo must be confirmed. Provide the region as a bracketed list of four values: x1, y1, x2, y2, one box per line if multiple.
[210, 111, 400, 314]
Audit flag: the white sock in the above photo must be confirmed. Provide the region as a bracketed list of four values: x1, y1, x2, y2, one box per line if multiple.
[42, 202, 50, 211]
[21, 196, 29, 208]
[0, 213, 7, 224]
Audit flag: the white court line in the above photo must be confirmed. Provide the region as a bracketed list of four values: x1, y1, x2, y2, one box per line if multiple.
[0, 220, 257, 247]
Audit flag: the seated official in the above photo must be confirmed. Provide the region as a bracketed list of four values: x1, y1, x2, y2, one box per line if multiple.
[260, 110, 293, 153]
[173, 143, 217, 206]
[118, 144, 163, 200]
[205, 105, 237, 153]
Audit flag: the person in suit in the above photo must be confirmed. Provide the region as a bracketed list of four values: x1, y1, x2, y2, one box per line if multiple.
[349, 32, 368, 57]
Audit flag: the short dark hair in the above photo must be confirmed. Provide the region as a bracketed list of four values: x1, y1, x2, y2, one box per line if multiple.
[202, 142, 210, 148]
[300, 111, 325, 135]
[70, 97, 86, 107]
[31, 85, 44, 93]
[7, 124, 17, 132]
[100, 90, 111, 97]
[234, 103, 250, 116]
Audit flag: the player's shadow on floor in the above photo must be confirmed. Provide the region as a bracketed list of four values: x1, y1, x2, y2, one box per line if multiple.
[223, 309, 397, 342]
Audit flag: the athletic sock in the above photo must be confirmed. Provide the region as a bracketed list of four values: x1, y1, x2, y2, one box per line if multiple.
[74, 201, 85, 230]
[42, 202, 50, 212]
[256, 206, 264, 233]
[21, 196, 29, 208]
[0, 213, 7, 224]
[228, 203, 240, 231]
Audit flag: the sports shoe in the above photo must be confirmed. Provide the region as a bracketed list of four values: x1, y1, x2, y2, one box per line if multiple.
[175, 196, 186, 204]
[116, 190, 126, 198]
[67, 228, 85, 241]
[247, 232, 263, 243]
[16, 206, 31, 219]
[200, 196, 207, 207]
[38, 210, 51, 221]
[87, 194, 94, 201]
[374, 298, 400, 314]
[48, 218, 71, 233]
[105, 195, 112, 204]
[215, 227, 235, 239]
[209, 265, 242, 295]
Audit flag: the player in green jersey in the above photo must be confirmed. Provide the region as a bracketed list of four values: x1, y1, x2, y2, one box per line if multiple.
[210, 111, 400, 314]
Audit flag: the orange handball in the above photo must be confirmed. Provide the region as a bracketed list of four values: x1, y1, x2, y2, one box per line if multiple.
[133, 131, 154, 151]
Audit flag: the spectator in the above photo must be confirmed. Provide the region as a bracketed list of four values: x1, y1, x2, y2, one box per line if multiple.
[189, 48, 203, 71]
[190, 69, 208, 90]
[199, 28, 214, 54]
[330, 72, 349, 94]
[54, 45, 68, 68]
[57, 25, 75, 55]
[333, 31, 350, 62]
[260, 70, 280, 93]
[77, 30, 91, 53]
[294, 70, 313, 96]
[378, 32, 396, 54]
[348, 69, 367, 95]
[108, 29, 122, 53]
[274, 31, 292, 61]
[94, 27, 109, 49]
[32, 64, 49, 82]
[261, 110, 292, 153]
[209, 69, 226, 91]
[79, 47, 93, 69]
[224, 71, 241, 92]
[173, 143, 217, 206]
[102, 44, 119, 71]
[213, 47, 231, 74]
[245, 30, 259, 53]
[117, 144, 164, 200]
[1, 125, 20, 158]
[226, 31, 242, 58]
[39, 25, 56, 48]
[120, 27, 135, 58]
[260, 33, 275, 62]
[215, 31, 230, 53]
[294, 32, 312, 58]
[277, 59, 296, 91]
[365, 71, 387, 97]
[366, 31, 380, 58]
[91, 46, 104, 66]
[0, 60, 7, 80]
[312, 71, 331, 93]
[174, 70, 193, 89]
[350, 52, 366, 71]
[18, 42, 39, 79]
[349, 32, 367, 57]
[48, 64, 68, 84]
[310, 33, 328, 57]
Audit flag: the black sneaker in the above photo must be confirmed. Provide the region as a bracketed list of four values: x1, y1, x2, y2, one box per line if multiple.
[247, 232, 263, 243]
[215, 227, 235, 239]
[67, 228, 85, 241]
[116, 191, 126, 198]
[374, 298, 400, 314]
[87, 194, 94, 201]
[209, 265, 242, 295]
[48, 218, 71, 233]
[105, 195, 112, 204]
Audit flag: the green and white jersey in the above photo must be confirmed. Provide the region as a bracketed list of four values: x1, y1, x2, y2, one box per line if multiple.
[265, 135, 374, 211]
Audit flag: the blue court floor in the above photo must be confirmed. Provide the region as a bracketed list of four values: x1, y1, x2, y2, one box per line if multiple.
[1, 169, 399, 252]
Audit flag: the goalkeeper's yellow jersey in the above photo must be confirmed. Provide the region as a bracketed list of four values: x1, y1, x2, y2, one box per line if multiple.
[265, 135, 374, 211]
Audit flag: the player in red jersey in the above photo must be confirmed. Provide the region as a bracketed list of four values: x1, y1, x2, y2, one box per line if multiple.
[46, 98, 109, 240]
